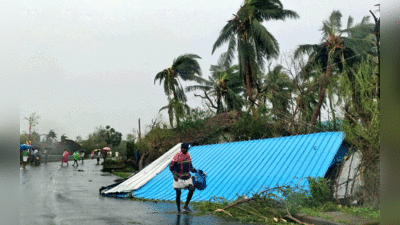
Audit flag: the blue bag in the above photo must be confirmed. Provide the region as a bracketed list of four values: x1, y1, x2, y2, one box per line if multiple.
[192, 170, 207, 190]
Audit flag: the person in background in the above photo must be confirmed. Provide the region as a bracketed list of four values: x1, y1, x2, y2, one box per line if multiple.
[22, 149, 29, 168]
[90, 151, 94, 159]
[30, 149, 35, 165]
[61, 149, 70, 166]
[80, 150, 85, 163]
[72, 150, 80, 167]
[103, 149, 107, 161]
[97, 150, 101, 165]
[169, 142, 197, 214]
[43, 149, 47, 164]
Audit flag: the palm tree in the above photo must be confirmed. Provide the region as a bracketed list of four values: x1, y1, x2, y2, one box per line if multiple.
[260, 64, 294, 120]
[294, 10, 374, 132]
[212, 0, 299, 111]
[159, 97, 190, 128]
[154, 54, 202, 127]
[61, 134, 68, 142]
[154, 54, 202, 102]
[186, 52, 244, 113]
[46, 129, 57, 142]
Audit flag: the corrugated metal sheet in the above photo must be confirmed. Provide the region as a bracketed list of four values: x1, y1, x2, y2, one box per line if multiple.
[130, 132, 345, 202]
[104, 143, 182, 194]
[334, 151, 362, 199]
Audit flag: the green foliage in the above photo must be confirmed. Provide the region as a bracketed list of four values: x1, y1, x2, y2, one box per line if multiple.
[340, 58, 380, 205]
[126, 140, 136, 159]
[213, 0, 299, 108]
[20, 132, 29, 144]
[102, 158, 124, 168]
[105, 125, 123, 148]
[339, 205, 380, 221]
[230, 113, 273, 140]
[315, 119, 343, 132]
[308, 177, 331, 206]
[280, 187, 310, 215]
[180, 107, 211, 130]
[112, 171, 133, 179]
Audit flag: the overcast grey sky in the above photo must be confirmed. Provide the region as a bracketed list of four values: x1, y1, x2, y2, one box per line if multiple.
[18, 0, 379, 141]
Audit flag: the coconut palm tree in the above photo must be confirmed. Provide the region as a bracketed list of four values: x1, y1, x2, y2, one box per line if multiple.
[154, 54, 202, 127]
[212, 0, 299, 111]
[159, 97, 190, 128]
[185, 52, 245, 113]
[154, 54, 202, 102]
[259, 64, 294, 120]
[46, 129, 57, 142]
[60, 134, 68, 142]
[294, 10, 375, 132]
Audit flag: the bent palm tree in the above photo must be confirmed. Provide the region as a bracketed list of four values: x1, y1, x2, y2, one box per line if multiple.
[154, 54, 202, 127]
[186, 52, 244, 113]
[212, 0, 299, 110]
[260, 64, 294, 120]
[294, 10, 374, 132]
[154, 54, 202, 101]
[159, 98, 190, 128]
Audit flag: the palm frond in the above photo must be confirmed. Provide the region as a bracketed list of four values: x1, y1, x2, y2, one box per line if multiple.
[330, 10, 343, 30]
[257, 8, 299, 21]
[175, 87, 188, 102]
[225, 36, 237, 69]
[154, 70, 167, 85]
[185, 85, 212, 92]
[251, 19, 279, 60]
[360, 15, 371, 25]
[294, 44, 321, 58]
[159, 105, 169, 112]
[347, 16, 354, 31]
[212, 19, 237, 54]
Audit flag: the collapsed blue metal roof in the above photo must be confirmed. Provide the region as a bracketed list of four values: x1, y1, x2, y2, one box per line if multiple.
[124, 132, 346, 202]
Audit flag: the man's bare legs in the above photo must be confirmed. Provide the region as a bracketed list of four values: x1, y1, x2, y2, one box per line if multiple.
[175, 189, 181, 214]
[175, 186, 195, 213]
[183, 185, 195, 211]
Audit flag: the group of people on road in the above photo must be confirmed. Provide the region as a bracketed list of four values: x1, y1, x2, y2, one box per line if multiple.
[60, 149, 85, 167]
[21, 148, 42, 168]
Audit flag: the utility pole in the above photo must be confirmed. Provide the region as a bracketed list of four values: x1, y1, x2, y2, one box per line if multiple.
[138, 119, 141, 145]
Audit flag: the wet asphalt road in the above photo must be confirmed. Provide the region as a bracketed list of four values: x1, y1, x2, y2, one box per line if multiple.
[20, 159, 247, 225]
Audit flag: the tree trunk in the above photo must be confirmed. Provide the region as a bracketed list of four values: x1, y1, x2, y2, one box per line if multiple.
[310, 62, 332, 133]
[245, 61, 258, 119]
[138, 152, 148, 171]
[217, 90, 222, 114]
[329, 94, 336, 130]
[168, 105, 174, 128]
[176, 108, 181, 128]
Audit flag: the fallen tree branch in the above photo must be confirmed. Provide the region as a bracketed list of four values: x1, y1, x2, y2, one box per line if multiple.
[215, 185, 289, 212]
[237, 206, 268, 220]
[284, 214, 309, 225]
[214, 209, 232, 217]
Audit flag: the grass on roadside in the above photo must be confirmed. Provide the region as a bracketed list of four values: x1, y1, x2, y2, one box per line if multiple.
[112, 171, 133, 179]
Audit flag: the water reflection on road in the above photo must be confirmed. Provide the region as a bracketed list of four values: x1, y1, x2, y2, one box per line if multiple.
[20, 159, 249, 225]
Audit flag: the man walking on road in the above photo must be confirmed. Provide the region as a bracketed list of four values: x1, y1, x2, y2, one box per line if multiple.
[170, 142, 197, 214]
